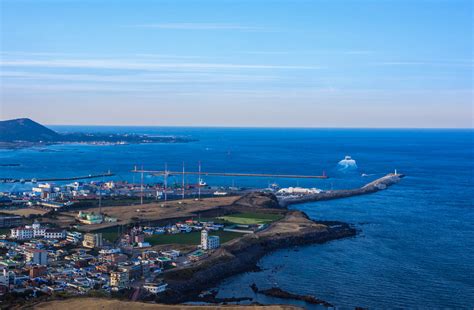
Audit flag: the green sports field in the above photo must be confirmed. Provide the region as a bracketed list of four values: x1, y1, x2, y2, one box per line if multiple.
[218, 212, 283, 225]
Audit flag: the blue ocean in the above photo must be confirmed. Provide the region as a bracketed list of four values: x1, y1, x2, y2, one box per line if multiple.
[1, 127, 473, 308]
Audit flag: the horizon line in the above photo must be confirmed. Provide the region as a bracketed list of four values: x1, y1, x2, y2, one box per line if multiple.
[45, 123, 474, 130]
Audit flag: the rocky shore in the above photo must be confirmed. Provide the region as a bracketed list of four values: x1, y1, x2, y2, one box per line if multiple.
[250, 285, 333, 308]
[159, 193, 356, 304]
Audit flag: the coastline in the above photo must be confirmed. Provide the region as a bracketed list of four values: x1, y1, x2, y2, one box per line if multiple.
[160, 204, 356, 304]
[279, 173, 404, 207]
[5, 175, 406, 308]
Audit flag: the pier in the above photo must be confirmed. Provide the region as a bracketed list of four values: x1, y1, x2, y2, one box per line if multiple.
[0, 172, 114, 184]
[279, 172, 405, 207]
[132, 169, 329, 179]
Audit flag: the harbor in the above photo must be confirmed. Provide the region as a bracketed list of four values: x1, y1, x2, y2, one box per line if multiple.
[0, 172, 115, 184]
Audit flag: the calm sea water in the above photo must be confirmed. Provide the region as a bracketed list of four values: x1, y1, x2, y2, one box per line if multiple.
[1, 127, 473, 308]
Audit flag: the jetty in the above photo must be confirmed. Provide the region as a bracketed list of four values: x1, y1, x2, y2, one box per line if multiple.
[0, 172, 114, 184]
[133, 168, 329, 179]
[279, 172, 405, 207]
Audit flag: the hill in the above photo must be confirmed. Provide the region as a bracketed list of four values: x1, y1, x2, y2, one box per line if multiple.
[0, 118, 60, 142]
[0, 118, 194, 147]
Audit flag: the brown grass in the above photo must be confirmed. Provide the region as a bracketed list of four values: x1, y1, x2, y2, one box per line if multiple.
[1, 208, 48, 216]
[32, 298, 301, 310]
[60, 196, 240, 231]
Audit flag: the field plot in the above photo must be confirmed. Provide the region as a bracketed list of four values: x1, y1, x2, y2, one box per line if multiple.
[0, 208, 48, 216]
[64, 196, 240, 231]
[218, 212, 283, 225]
[34, 298, 298, 310]
[145, 230, 243, 246]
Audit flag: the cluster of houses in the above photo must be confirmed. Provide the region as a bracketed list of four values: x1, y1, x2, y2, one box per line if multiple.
[0, 180, 150, 210]
[0, 178, 243, 214]
[0, 214, 229, 300]
[141, 219, 224, 237]
[0, 222, 172, 299]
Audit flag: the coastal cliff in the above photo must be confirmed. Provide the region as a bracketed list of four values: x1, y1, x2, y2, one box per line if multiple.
[160, 174, 405, 303]
[161, 207, 355, 303]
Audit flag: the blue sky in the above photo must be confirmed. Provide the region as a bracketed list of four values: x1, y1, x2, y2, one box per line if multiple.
[0, 0, 472, 127]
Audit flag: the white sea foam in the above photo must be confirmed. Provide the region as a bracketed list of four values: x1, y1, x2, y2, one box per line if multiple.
[338, 155, 357, 170]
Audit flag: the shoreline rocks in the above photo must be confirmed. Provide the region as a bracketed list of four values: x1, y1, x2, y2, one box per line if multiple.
[251, 285, 334, 308]
[160, 208, 356, 304]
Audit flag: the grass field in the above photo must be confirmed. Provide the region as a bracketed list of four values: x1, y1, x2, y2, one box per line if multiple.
[92, 226, 122, 242]
[145, 230, 243, 246]
[218, 212, 283, 225]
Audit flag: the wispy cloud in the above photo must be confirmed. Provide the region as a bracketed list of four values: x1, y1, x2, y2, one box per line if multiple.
[1, 51, 205, 61]
[241, 50, 375, 55]
[129, 23, 270, 31]
[0, 71, 282, 83]
[0, 59, 320, 71]
[373, 60, 474, 67]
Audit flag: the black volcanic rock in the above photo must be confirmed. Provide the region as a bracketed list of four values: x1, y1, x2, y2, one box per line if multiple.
[0, 118, 60, 142]
[233, 192, 281, 209]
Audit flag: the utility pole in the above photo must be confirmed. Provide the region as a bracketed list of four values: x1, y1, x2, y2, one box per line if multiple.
[98, 185, 102, 214]
[182, 162, 185, 199]
[198, 161, 201, 200]
[164, 162, 168, 202]
[140, 165, 144, 205]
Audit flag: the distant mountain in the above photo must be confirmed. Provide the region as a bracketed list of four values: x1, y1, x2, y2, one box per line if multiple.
[0, 118, 60, 142]
[0, 118, 195, 147]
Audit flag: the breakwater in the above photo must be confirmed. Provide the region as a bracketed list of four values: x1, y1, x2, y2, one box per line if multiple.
[0, 172, 115, 183]
[279, 173, 405, 207]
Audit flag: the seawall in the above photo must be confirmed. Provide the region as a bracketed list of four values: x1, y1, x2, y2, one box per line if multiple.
[279, 173, 405, 207]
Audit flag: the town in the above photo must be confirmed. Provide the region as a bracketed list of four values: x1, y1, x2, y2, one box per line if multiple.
[0, 176, 302, 305]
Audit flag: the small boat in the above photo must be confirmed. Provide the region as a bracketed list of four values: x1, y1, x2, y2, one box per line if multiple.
[198, 179, 207, 187]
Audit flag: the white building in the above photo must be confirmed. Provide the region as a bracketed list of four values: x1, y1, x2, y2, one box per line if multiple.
[201, 229, 220, 250]
[10, 221, 56, 240]
[207, 236, 220, 249]
[110, 269, 129, 289]
[32, 221, 46, 237]
[143, 282, 167, 294]
[67, 231, 83, 243]
[44, 229, 66, 239]
[10, 227, 33, 240]
[26, 249, 48, 265]
[82, 233, 103, 248]
[277, 187, 322, 195]
[201, 229, 208, 249]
